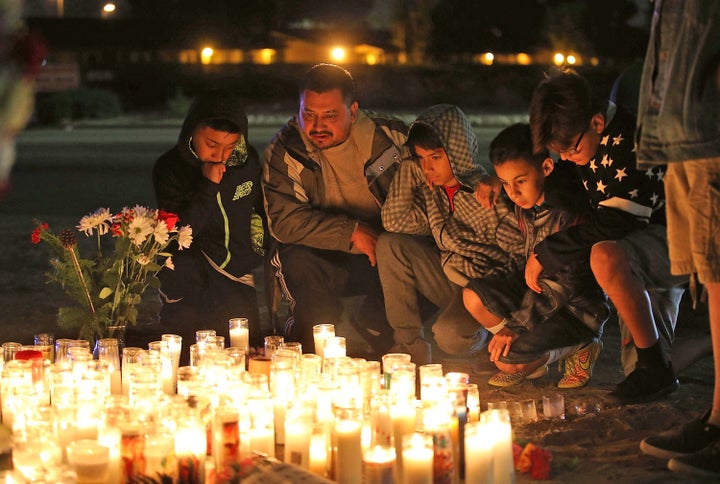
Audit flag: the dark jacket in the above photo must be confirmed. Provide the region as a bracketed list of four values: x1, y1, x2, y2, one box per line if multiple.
[153, 89, 265, 281]
[535, 105, 666, 275]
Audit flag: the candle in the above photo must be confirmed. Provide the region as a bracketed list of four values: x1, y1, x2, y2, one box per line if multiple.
[309, 429, 328, 477]
[66, 440, 110, 484]
[143, 433, 176, 481]
[228, 318, 250, 353]
[484, 409, 515, 484]
[464, 421, 493, 484]
[363, 445, 396, 484]
[97, 426, 121, 484]
[401, 433, 433, 484]
[312, 324, 335, 358]
[284, 409, 312, 469]
[335, 419, 363, 484]
[392, 401, 417, 479]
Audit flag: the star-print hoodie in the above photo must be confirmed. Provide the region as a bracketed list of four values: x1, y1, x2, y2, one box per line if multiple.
[534, 102, 667, 275]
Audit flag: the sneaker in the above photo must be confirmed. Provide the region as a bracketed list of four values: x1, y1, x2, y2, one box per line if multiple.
[640, 411, 720, 459]
[389, 339, 432, 366]
[557, 339, 602, 389]
[608, 363, 679, 404]
[488, 365, 547, 387]
[668, 438, 720, 478]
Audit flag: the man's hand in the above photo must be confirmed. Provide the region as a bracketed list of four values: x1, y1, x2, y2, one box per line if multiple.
[488, 327, 519, 362]
[474, 175, 502, 208]
[351, 222, 380, 266]
[202, 161, 226, 184]
[525, 253, 544, 293]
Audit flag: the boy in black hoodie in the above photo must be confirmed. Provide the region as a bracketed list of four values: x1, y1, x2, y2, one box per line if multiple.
[153, 89, 266, 364]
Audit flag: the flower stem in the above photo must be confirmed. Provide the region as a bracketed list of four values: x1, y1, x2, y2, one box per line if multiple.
[68, 246, 96, 315]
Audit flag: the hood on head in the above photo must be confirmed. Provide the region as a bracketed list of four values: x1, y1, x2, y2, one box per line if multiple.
[178, 88, 249, 165]
[408, 104, 486, 188]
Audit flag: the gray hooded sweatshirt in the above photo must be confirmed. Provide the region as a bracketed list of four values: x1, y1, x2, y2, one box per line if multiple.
[381, 104, 523, 284]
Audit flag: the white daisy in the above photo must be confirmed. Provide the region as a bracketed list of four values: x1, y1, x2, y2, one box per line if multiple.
[153, 220, 170, 245]
[128, 216, 154, 246]
[77, 207, 113, 236]
[176, 226, 193, 250]
[164, 256, 175, 270]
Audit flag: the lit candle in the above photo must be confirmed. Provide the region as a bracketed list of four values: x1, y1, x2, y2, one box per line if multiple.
[484, 409, 515, 484]
[284, 407, 312, 469]
[464, 421, 493, 483]
[143, 433, 176, 481]
[97, 426, 121, 484]
[335, 418, 363, 484]
[309, 429, 328, 477]
[228, 318, 249, 353]
[392, 400, 417, 479]
[363, 445, 396, 484]
[401, 433, 433, 484]
[66, 440, 110, 484]
[312, 324, 335, 358]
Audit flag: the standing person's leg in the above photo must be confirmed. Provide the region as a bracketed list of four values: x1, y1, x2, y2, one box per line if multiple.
[376, 233, 454, 363]
[641, 159, 720, 477]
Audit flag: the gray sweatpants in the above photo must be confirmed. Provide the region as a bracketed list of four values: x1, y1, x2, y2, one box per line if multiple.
[376, 232, 487, 354]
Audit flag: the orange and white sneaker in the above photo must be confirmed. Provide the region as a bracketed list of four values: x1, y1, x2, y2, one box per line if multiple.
[557, 339, 603, 389]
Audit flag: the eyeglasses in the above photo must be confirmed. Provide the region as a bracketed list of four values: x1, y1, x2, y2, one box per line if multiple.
[560, 129, 586, 156]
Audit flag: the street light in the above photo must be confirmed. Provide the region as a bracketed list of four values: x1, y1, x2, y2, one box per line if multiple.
[330, 47, 346, 62]
[101, 3, 116, 18]
[201, 47, 214, 65]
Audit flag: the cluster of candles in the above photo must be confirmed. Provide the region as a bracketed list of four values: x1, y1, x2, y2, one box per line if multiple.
[0, 321, 520, 484]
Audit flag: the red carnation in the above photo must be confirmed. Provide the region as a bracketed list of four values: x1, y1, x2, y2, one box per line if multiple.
[158, 210, 179, 231]
[31, 222, 49, 244]
[527, 443, 553, 480]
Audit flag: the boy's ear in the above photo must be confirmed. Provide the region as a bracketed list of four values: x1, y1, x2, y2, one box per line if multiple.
[542, 157, 554, 176]
[591, 113, 605, 133]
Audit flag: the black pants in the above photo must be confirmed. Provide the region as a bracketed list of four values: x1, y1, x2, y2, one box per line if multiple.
[278, 244, 386, 353]
[158, 254, 262, 365]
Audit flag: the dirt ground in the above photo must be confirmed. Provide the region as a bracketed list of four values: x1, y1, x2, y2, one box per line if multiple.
[0, 211, 715, 483]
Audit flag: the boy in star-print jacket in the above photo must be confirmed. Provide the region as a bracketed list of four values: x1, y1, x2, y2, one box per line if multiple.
[528, 68, 688, 404]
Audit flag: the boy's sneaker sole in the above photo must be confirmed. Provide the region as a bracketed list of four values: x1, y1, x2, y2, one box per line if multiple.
[667, 439, 720, 479]
[640, 411, 719, 460]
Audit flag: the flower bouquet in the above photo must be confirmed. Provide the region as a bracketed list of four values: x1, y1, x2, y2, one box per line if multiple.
[31, 206, 192, 343]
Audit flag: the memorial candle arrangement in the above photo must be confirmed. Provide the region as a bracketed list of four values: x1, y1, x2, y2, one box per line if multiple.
[0, 321, 529, 483]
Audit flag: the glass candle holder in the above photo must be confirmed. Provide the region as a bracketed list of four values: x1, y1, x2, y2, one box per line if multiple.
[312, 324, 335, 358]
[228, 317, 250, 354]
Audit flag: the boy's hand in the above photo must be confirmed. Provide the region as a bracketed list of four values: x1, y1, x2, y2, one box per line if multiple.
[351, 222, 379, 267]
[488, 327, 519, 361]
[474, 175, 502, 208]
[202, 161, 226, 184]
[525, 253, 544, 293]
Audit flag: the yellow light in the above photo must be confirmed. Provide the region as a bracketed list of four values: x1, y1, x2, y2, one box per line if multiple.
[366, 54, 377, 65]
[103, 3, 116, 13]
[201, 47, 214, 65]
[566, 55, 577, 65]
[260, 48, 275, 65]
[590, 57, 600, 66]
[330, 47, 346, 62]
[516, 53, 531, 65]
[481, 52, 494, 65]
[553, 52, 565, 65]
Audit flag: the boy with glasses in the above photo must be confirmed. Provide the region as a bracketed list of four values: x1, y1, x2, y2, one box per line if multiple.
[527, 67, 688, 403]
